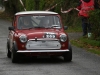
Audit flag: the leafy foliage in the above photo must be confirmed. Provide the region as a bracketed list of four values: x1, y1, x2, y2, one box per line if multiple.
[39, 0, 45, 10]
[0, 0, 3, 6]
[25, 0, 35, 11]
[89, 9, 100, 40]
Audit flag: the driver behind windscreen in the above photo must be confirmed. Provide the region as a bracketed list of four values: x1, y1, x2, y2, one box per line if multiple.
[22, 17, 33, 28]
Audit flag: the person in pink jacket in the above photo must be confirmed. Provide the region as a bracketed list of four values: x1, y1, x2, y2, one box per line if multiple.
[75, 0, 95, 36]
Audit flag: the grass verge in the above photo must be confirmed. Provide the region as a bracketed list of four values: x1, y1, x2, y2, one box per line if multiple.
[71, 37, 100, 56]
[65, 25, 82, 32]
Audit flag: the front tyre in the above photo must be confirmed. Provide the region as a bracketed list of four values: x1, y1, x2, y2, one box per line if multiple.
[63, 44, 72, 62]
[7, 42, 11, 58]
[11, 45, 18, 63]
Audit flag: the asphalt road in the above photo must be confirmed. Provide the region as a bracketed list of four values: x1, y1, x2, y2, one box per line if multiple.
[0, 19, 100, 75]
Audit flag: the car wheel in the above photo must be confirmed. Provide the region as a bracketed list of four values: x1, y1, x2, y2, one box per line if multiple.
[63, 44, 72, 62]
[7, 42, 11, 58]
[11, 45, 18, 63]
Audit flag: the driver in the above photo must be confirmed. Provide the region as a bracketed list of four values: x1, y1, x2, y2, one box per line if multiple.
[22, 17, 33, 28]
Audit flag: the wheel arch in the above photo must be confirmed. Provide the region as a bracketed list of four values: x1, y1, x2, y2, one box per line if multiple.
[13, 41, 18, 52]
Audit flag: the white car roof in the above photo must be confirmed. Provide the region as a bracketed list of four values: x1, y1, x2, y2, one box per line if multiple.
[15, 11, 58, 15]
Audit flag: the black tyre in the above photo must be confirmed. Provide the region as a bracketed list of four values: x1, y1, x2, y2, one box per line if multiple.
[7, 42, 11, 58]
[63, 44, 72, 62]
[11, 45, 18, 63]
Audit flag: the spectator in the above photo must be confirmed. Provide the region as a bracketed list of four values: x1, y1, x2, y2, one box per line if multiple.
[74, 0, 95, 36]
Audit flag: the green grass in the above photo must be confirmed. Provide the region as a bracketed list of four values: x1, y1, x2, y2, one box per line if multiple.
[71, 37, 100, 55]
[87, 49, 100, 56]
[67, 25, 100, 56]
[65, 26, 82, 32]
[80, 38, 100, 47]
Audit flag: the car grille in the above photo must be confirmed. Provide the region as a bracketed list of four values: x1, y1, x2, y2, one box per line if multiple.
[26, 39, 61, 49]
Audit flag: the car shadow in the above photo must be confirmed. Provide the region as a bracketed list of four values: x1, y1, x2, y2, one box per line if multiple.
[16, 56, 72, 64]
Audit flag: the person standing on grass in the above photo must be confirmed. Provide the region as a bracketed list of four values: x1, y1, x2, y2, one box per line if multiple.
[74, 0, 94, 37]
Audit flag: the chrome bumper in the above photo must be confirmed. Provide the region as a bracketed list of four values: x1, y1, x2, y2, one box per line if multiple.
[17, 49, 69, 53]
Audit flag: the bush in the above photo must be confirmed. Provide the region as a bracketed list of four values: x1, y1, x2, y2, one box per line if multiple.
[89, 9, 100, 40]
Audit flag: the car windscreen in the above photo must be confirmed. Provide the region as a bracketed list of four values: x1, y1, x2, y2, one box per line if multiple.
[17, 15, 62, 29]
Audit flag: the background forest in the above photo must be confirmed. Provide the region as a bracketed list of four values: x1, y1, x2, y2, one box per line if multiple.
[3, 0, 100, 40]
[4, 0, 80, 26]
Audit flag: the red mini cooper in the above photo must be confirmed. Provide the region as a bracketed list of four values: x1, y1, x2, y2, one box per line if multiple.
[7, 11, 72, 63]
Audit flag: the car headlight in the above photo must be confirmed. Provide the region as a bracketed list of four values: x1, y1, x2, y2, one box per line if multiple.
[19, 34, 27, 43]
[60, 34, 67, 42]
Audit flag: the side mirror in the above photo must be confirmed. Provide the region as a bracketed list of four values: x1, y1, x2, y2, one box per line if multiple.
[64, 26, 68, 30]
[8, 27, 14, 31]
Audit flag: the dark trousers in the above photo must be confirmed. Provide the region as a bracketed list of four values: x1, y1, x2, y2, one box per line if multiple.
[81, 17, 91, 36]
